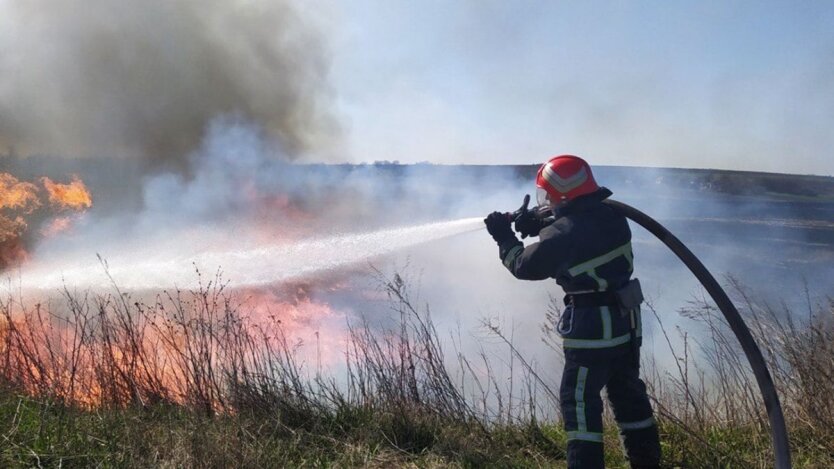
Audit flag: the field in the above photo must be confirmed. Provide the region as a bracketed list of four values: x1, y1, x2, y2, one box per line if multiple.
[2, 163, 834, 468]
[3, 1, 833, 466]
[0, 270, 832, 468]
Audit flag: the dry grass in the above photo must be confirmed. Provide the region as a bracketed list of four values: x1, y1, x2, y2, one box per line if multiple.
[0, 270, 831, 468]
[637, 277, 834, 468]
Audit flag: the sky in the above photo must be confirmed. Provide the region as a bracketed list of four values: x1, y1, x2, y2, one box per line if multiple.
[1, 0, 832, 176]
[307, 1, 834, 175]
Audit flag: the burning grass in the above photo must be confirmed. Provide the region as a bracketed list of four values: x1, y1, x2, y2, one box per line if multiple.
[0, 271, 832, 468]
[41, 176, 93, 211]
[1, 172, 93, 270]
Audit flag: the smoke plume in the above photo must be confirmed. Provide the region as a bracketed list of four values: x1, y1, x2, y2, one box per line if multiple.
[0, 0, 335, 167]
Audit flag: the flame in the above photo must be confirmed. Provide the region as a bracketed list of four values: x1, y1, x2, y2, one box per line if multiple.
[0, 214, 26, 243]
[41, 175, 92, 210]
[1, 173, 38, 267]
[1, 172, 41, 212]
[1, 172, 93, 270]
[40, 216, 75, 237]
[0, 281, 349, 408]
[242, 285, 346, 366]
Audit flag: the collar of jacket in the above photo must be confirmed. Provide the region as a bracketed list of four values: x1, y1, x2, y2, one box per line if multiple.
[552, 187, 613, 218]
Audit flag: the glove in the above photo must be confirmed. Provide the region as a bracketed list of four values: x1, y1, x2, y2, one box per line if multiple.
[514, 211, 546, 239]
[484, 211, 515, 244]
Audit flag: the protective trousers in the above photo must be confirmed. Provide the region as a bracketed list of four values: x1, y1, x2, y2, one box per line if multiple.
[560, 351, 660, 469]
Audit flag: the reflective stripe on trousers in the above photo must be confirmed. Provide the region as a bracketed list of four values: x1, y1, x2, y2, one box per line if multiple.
[561, 351, 660, 469]
[617, 416, 656, 431]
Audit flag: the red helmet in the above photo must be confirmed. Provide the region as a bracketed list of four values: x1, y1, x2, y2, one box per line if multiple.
[535, 155, 599, 207]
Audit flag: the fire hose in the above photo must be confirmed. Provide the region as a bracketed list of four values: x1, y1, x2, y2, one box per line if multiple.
[508, 195, 791, 468]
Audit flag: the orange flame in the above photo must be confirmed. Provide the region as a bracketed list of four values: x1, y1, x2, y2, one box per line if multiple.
[1, 172, 40, 213]
[1, 172, 93, 269]
[1, 173, 40, 263]
[42, 175, 93, 210]
[0, 284, 348, 409]
[0, 215, 26, 242]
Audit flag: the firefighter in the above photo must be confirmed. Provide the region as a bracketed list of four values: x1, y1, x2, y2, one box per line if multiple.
[484, 155, 661, 469]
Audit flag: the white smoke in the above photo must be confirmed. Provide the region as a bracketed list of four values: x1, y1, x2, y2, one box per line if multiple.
[18, 117, 525, 293]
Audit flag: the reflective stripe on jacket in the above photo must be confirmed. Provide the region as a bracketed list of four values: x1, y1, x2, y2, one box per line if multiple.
[498, 188, 637, 349]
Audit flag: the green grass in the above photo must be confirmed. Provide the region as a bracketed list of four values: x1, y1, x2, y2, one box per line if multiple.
[0, 390, 559, 468]
[3, 390, 831, 468]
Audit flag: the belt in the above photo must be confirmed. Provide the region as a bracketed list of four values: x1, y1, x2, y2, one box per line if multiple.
[564, 290, 619, 308]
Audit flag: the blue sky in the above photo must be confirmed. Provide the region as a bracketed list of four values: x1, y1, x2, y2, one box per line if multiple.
[307, 1, 834, 175]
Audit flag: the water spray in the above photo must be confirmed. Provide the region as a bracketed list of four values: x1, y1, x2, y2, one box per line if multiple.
[506, 194, 791, 469]
[16, 218, 484, 291]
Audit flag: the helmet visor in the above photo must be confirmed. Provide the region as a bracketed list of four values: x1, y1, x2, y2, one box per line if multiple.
[536, 187, 552, 207]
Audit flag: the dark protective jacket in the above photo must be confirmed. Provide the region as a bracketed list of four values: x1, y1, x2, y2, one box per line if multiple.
[496, 187, 659, 467]
[498, 188, 641, 353]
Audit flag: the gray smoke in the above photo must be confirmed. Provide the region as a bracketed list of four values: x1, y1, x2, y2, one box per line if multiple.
[0, 0, 335, 168]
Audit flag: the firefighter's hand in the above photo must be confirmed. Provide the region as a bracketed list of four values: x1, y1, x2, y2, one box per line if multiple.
[514, 211, 544, 239]
[484, 212, 515, 244]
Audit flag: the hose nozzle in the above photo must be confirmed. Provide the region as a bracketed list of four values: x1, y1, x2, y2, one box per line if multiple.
[506, 194, 551, 222]
[507, 194, 531, 222]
